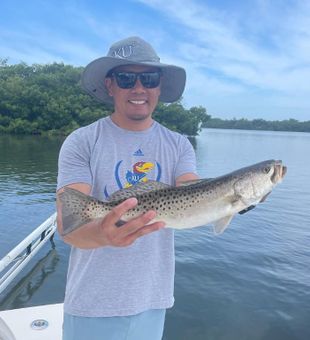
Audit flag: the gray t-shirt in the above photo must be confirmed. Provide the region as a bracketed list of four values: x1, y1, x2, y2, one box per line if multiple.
[57, 116, 197, 317]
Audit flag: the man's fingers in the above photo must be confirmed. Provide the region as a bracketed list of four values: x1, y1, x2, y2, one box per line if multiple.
[97, 198, 166, 247]
[121, 221, 166, 247]
[118, 210, 157, 237]
[108, 197, 138, 224]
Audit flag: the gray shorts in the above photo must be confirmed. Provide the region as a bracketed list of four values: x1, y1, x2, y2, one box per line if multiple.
[62, 309, 166, 340]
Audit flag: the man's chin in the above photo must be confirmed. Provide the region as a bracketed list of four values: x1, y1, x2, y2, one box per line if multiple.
[128, 113, 152, 121]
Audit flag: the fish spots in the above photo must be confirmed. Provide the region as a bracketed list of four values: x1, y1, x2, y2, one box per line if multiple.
[59, 161, 285, 233]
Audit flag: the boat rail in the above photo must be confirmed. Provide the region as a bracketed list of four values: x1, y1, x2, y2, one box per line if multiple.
[0, 213, 57, 295]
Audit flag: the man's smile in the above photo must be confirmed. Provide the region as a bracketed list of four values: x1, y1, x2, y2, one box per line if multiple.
[128, 100, 148, 105]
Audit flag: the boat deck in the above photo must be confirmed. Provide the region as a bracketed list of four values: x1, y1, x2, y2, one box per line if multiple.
[0, 303, 63, 340]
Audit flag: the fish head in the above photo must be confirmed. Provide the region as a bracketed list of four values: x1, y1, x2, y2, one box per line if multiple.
[233, 160, 287, 205]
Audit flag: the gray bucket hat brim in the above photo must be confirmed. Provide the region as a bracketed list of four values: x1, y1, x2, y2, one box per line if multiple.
[81, 37, 186, 104]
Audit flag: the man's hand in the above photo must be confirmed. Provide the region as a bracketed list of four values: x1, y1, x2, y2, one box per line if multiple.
[57, 183, 165, 249]
[92, 197, 165, 248]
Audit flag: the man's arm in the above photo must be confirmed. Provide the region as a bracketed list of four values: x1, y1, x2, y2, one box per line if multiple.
[175, 173, 199, 186]
[56, 183, 165, 249]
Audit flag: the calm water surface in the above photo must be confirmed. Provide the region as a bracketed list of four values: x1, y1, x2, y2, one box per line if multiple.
[0, 129, 309, 340]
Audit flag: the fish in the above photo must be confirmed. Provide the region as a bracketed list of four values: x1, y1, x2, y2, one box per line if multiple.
[59, 159, 287, 236]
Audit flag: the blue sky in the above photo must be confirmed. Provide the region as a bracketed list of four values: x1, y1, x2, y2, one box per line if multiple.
[1, 0, 310, 121]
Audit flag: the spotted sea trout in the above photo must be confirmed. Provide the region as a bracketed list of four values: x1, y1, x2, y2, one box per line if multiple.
[59, 160, 286, 236]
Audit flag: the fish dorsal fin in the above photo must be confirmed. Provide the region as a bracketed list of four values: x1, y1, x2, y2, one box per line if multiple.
[212, 215, 234, 234]
[178, 178, 212, 187]
[108, 180, 171, 201]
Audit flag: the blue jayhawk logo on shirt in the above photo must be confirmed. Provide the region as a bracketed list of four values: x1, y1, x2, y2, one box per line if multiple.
[125, 161, 154, 187]
[104, 160, 162, 199]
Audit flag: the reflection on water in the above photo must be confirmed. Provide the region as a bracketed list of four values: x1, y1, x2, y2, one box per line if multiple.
[0, 134, 69, 311]
[0, 135, 63, 205]
[0, 249, 59, 310]
[0, 135, 63, 252]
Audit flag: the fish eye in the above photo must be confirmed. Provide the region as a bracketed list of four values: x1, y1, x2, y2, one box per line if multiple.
[263, 166, 271, 174]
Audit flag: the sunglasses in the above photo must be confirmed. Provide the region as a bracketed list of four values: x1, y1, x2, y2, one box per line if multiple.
[109, 71, 161, 89]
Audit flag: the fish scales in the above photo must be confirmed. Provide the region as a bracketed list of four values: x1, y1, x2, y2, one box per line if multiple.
[59, 159, 286, 236]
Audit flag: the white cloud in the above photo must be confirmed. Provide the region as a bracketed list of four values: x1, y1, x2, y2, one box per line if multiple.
[0, 16, 104, 66]
[1, 0, 309, 119]
[135, 0, 310, 119]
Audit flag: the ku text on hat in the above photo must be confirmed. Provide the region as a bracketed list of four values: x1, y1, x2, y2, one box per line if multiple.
[112, 45, 133, 59]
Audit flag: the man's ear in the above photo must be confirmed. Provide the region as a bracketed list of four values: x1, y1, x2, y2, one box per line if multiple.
[105, 78, 113, 96]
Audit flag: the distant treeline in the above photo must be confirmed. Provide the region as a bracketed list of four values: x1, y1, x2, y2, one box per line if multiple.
[203, 117, 310, 132]
[0, 59, 208, 136]
[0, 59, 309, 135]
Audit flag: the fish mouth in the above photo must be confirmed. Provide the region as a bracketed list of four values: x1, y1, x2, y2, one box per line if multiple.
[271, 160, 287, 183]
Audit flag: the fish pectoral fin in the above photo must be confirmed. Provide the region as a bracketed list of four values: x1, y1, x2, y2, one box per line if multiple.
[212, 215, 234, 235]
[260, 191, 271, 203]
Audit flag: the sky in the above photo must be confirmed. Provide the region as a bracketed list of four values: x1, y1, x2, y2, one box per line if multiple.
[1, 0, 310, 121]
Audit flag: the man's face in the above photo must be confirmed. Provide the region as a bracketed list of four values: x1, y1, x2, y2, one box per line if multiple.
[105, 65, 161, 124]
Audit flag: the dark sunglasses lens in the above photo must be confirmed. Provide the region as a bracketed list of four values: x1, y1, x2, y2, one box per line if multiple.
[114, 72, 161, 89]
[115, 73, 137, 89]
[140, 72, 161, 88]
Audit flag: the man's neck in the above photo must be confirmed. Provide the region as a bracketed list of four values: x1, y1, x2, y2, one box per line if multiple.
[110, 113, 154, 131]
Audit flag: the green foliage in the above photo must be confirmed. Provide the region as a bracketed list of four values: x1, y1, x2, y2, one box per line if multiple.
[0, 61, 111, 135]
[153, 102, 210, 136]
[203, 117, 310, 132]
[0, 61, 208, 136]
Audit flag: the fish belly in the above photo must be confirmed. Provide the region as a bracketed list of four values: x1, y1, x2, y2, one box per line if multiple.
[159, 198, 240, 230]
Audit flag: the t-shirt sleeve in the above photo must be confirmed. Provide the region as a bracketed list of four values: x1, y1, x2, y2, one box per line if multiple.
[175, 136, 197, 179]
[57, 131, 92, 191]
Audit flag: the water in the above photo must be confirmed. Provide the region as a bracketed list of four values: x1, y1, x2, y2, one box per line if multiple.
[0, 129, 309, 340]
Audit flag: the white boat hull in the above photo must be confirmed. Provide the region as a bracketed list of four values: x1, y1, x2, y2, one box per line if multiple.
[0, 303, 63, 340]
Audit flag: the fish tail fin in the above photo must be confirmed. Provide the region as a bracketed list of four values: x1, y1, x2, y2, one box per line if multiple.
[58, 187, 99, 236]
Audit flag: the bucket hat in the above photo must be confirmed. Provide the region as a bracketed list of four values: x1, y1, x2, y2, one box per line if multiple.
[81, 36, 186, 104]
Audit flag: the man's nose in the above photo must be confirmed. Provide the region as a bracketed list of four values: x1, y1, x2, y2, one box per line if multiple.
[132, 78, 146, 92]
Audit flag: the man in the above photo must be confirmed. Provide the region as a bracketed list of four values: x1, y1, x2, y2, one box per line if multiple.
[57, 36, 198, 340]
